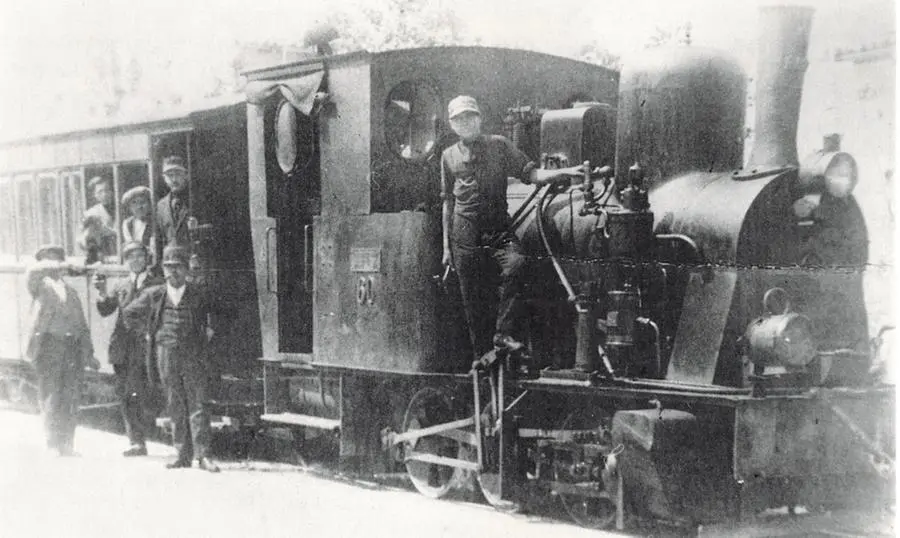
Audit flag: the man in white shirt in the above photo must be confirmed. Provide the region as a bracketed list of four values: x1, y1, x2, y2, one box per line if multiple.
[95, 242, 163, 456]
[121, 186, 156, 264]
[123, 245, 219, 472]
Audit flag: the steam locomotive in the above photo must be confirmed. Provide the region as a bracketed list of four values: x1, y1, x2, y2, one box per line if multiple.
[0, 3, 891, 533]
[242, 5, 893, 531]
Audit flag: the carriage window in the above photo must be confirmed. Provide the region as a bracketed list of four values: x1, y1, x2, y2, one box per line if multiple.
[0, 177, 14, 258]
[384, 80, 440, 162]
[36, 173, 62, 248]
[61, 170, 85, 256]
[14, 175, 37, 257]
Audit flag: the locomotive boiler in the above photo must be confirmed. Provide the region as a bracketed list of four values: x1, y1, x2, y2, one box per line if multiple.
[246, 5, 893, 533]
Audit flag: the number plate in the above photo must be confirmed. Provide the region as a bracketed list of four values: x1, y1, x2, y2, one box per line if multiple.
[350, 248, 381, 273]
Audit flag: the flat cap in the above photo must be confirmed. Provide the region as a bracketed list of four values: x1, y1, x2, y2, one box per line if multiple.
[448, 95, 481, 119]
[161, 245, 190, 266]
[122, 186, 151, 207]
[162, 155, 187, 174]
[122, 241, 147, 258]
[87, 176, 109, 190]
[34, 244, 65, 261]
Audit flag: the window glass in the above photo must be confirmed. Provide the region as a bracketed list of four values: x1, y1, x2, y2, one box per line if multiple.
[384, 80, 440, 162]
[14, 175, 36, 257]
[61, 170, 85, 257]
[0, 177, 14, 258]
[36, 173, 61, 248]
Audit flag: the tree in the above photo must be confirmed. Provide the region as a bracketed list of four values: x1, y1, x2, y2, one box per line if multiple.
[577, 41, 622, 70]
[646, 22, 693, 48]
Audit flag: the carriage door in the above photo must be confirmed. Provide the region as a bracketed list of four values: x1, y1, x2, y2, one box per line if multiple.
[247, 71, 324, 360]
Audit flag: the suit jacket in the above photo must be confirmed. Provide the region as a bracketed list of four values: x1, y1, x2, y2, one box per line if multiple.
[25, 264, 93, 363]
[123, 282, 212, 351]
[96, 271, 164, 365]
[156, 193, 190, 247]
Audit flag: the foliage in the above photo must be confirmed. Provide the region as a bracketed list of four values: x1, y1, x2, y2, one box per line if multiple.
[324, 0, 468, 53]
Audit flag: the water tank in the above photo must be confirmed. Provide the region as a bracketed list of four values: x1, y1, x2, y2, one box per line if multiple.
[615, 46, 746, 190]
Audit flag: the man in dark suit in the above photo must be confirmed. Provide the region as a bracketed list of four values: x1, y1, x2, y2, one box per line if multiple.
[123, 245, 219, 472]
[95, 241, 164, 456]
[25, 245, 99, 455]
[156, 156, 191, 247]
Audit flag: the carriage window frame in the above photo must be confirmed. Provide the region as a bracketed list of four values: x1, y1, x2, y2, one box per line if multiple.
[0, 176, 15, 261]
[36, 172, 64, 251]
[13, 173, 37, 258]
[383, 80, 441, 163]
[60, 169, 86, 258]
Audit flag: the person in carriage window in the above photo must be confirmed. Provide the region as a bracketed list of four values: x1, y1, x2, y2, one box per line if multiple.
[84, 175, 116, 232]
[440, 95, 584, 360]
[80, 176, 118, 263]
[156, 156, 191, 247]
[122, 186, 156, 264]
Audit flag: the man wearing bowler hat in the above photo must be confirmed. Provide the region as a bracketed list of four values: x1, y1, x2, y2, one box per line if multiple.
[25, 245, 99, 455]
[95, 241, 164, 456]
[123, 245, 219, 472]
[440, 95, 584, 360]
[156, 156, 191, 247]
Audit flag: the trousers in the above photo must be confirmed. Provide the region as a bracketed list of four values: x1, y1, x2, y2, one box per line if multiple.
[114, 351, 154, 447]
[157, 343, 211, 460]
[451, 217, 526, 358]
[32, 334, 84, 452]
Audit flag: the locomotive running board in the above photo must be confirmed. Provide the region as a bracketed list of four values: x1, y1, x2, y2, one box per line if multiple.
[260, 412, 341, 431]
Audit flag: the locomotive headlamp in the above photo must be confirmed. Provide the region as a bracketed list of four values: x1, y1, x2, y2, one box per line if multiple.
[799, 151, 858, 199]
[744, 288, 817, 368]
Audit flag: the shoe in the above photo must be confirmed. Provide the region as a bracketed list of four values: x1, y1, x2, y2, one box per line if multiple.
[493, 333, 524, 352]
[197, 457, 220, 473]
[165, 458, 191, 469]
[123, 445, 148, 457]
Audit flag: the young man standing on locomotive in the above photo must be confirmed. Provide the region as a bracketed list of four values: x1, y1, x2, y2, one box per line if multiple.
[441, 95, 584, 359]
[95, 241, 164, 457]
[25, 245, 99, 455]
[123, 245, 220, 472]
[156, 156, 191, 248]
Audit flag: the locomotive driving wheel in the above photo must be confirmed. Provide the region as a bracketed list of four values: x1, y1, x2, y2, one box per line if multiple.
[401, 387, 464, 499]
[555, 408, 621, 529]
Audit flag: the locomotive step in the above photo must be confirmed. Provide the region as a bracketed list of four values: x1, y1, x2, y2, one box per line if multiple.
[259, 412, 341, 431]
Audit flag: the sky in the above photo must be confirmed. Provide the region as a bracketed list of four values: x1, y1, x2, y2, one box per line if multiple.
[0, 0, 894, 138]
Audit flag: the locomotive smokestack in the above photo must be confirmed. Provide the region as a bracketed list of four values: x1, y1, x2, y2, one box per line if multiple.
[746, 5, 814, 169]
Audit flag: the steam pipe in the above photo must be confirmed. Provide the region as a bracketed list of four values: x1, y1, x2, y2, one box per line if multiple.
[746, 6, 815, 169]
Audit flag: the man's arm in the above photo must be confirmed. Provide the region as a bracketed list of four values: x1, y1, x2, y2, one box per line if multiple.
[527, 165, 585, 186]
[440, 156, 454, 267]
